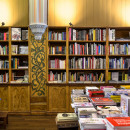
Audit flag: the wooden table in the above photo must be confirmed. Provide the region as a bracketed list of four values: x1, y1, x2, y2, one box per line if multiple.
[0, 112, 8, 129]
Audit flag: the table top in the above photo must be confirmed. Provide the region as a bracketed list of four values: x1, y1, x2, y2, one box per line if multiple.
[0, 112, 8, 118]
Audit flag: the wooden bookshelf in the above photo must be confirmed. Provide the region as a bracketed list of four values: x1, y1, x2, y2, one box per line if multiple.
[47, 26, 130, 85]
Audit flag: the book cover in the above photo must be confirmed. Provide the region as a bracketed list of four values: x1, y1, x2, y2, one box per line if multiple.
[12, 28, 21, 40]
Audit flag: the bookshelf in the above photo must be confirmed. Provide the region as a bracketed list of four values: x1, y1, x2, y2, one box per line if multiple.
[47, 26, 130, 85]
[0, 26, 30, 84]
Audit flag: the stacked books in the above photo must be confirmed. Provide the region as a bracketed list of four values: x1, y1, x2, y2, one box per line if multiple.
[79, 118, 106, 130]
[78, 107, 97, 118]
[91, 97, 116, 106]
[72, 89, 84, 95]
[85, 86, 99, 96]
[106, 117, 130, 130]
[97, 106, 121, 117]
[71, 95, 89, 103]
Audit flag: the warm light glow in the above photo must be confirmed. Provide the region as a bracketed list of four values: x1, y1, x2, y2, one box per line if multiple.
[0, 0, 11, 25]
[125, 4, 130, 26]
[55, 0, 76, 25]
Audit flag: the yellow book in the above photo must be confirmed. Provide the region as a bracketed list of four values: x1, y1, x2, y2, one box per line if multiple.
[110, 95, 120, 103]
[125, 74, 128, 81]
[108, 72, 111, 80]
[98, 73, 102, 81]
[112, 45, 114, 55]
[93, 29, 95, 41]
[120, 85, 130, 89]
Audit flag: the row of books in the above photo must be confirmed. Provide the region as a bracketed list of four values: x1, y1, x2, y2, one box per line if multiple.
[108, 72, 130, 82]
[49, 46, 66, 54]
[49, 59, 66, 69]
[109, 43, 130, 55]
[0, 45, 8, 55]
[0, 73, 8, 83]
[69, 72, 105, 82]
[11, 70, 28, 83]
[48, 31, 66, 40]
[12, 45, 28, 54]
[0, 32, 9, 40]
[69, 57, 106, 69]
[48, 71, 66, 82]
[0, 60, 9, 69]
[69, 28, 106, 41]
[109, 29, 115, 41]
[109, 58, 130, 69]
[12, 28, 28, 40]
[11, 58, 28, 69]
[69, 42, 106, 55]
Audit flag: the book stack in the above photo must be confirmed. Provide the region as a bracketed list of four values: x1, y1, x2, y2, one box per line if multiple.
[79, 118, 106, 130]
[49, 59, 66, 69]
[56, 113, 78, 128]
[78, 107, 97, 118]
[69, 57, 106, 69]
[97, 106, 121, 117]
[72, 89, 84, 95]
[19, 46, 28, 54]
[91, 97, 116, 106]
[69, 42, 106, 55]
[48, 31, 66, 40]
[71, 95, 89, 103]
[106, 117, 130, 130]
[85, 86, 99, 96]
[71, 102, 94, 113]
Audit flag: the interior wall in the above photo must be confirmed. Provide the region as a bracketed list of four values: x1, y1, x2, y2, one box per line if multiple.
[0, 0, 28, 26]
[48, 0, 130, 27]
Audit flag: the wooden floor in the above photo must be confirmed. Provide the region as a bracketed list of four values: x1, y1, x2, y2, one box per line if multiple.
[0, 115, 57, 130]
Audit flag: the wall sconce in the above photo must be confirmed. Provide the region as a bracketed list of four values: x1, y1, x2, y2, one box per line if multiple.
[1, 22, 5, 26]
[29, 0, 48, 40]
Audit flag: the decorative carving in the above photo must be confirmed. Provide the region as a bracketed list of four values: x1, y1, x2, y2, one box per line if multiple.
[10, 86, 30, 112]
[0, 87, 8, 111]
[31, 33, 47, 96]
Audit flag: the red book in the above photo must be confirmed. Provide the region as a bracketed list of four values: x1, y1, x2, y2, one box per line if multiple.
[106, 117, 130, 127]
[80, 45, 82, 54]
[88, 90, 104, 97]
[83, 45, 84, 55]
[4, 33, 6, 40]
[69, 28, 71, 40]
[101, 30, 103, 41]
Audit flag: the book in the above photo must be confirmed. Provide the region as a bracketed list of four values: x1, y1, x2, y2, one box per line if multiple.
[12, 28, 21, 40]
[121, 94, 130, 116]
[106, 117, 130, 130]
[19, 46, 28, 54]
[11, 45, 18, 54]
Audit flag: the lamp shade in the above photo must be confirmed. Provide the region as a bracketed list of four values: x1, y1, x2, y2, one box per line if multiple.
[29, 0, 48, 40]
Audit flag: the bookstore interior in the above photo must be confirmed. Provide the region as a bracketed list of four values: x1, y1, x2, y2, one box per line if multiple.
[1, 0, 130, 130]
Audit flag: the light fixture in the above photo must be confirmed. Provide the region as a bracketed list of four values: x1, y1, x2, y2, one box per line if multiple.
[29, 0, 48, 40]
[1, 22, 5, 26]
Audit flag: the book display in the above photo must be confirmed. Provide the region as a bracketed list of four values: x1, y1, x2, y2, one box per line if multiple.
[70, 86, 130, 130]
[0, 26, 30, 84]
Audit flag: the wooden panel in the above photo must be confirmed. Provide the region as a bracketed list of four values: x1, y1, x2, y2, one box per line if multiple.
[9, 86, 30, 112]
[0, 87, 8, 111]
[31, 96, 47, 103]
[31, 103, 47, 112]
[49, 86, 66, 112]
